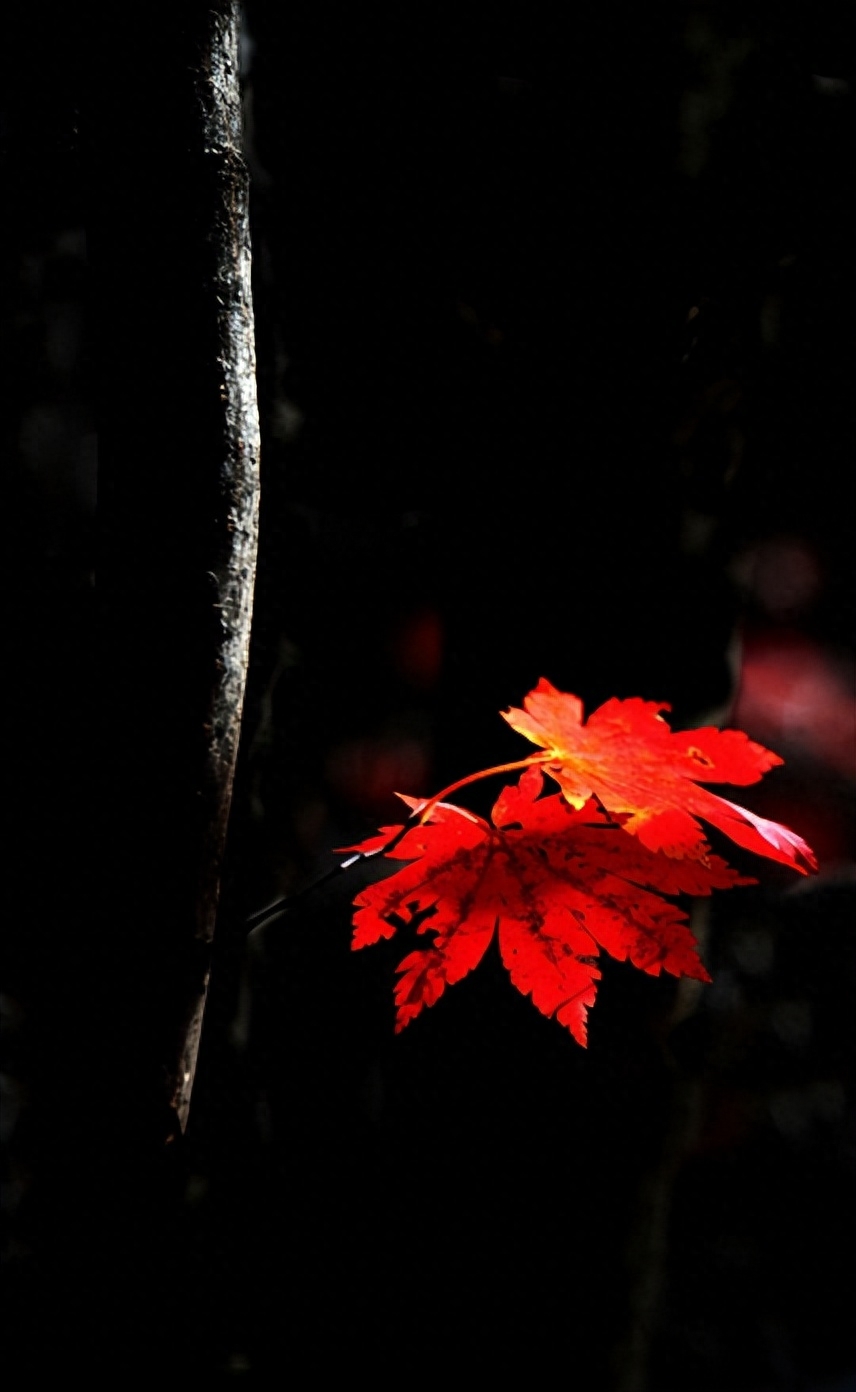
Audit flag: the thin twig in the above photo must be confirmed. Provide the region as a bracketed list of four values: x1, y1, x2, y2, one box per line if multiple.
[246, 753, 549, 931]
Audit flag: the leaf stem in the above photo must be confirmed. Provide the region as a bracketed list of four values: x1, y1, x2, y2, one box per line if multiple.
[409, 754, 550, 822]
[245, 754, 550, 931]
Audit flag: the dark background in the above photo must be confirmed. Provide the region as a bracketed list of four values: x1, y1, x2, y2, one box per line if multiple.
[4, 2, 854, 1383]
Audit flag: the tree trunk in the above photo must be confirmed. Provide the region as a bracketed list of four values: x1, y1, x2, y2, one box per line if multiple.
[93, 2, 259, 1143]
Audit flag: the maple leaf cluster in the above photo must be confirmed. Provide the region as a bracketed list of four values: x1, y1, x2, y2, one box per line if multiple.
[345, 680, 816, 1044]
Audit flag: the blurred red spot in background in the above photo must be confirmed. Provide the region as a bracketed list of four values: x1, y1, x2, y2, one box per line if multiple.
[734, 630, 855, 780]
[737, 535, 823, 622]
[732, 628, 855, 868]
[391, 607, 443, 688]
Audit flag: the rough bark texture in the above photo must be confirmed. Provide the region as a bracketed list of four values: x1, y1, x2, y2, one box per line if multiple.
[93, 2, 259, 1142]
[176, 6, 261, 1130]
[5, 5, 260, 1370]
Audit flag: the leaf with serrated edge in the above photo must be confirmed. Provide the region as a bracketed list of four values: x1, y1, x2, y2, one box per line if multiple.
[348, 768, 749, 1042]
[501, 679, 816, 871]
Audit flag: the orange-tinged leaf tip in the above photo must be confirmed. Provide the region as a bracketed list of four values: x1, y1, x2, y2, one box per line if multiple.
[499, 681, 815, 872]
[345, 680, 816, 1044]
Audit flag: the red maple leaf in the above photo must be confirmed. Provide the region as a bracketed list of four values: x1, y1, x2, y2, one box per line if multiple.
[501, 679, 817, 871]
[346, 767, 750, 1044]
